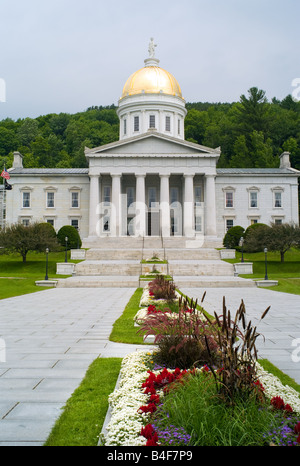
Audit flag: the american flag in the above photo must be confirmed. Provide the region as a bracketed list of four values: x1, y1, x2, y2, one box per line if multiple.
[1, 168, 10, 180]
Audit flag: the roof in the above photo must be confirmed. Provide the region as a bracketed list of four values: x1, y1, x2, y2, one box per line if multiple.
[85, 131, 221, 156]
[9, 168, 89, 175]
[217, 168, 300, 176]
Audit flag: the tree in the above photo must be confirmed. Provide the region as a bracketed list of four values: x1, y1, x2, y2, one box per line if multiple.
[266, 223, 300, 262]
[0, 222, 60, 262]
[223, 226, 245, 249]
[244, 222, 300, 261]
[57, 225, 81, 250]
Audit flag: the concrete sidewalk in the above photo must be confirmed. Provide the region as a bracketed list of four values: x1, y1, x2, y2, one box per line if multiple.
[0, 287, 153, 446]
[181, 286, 300, 384]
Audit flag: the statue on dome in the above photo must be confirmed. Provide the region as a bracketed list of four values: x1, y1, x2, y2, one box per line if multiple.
[148, 38, 157, 58]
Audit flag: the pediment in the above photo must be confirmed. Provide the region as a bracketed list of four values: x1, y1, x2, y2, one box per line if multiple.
[85, 132, 220, 159]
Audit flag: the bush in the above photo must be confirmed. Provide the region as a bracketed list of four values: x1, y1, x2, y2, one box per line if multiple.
[138, 296, 221, 369]
[244, 224, 271, 253]
[57, 225, 81, 249]
[244, 222, 268, 239]
[223, 226, 245, 249]
[148, 275, 176, 301]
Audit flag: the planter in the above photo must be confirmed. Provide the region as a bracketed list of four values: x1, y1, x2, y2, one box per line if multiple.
[234, 262, 253, 274]
[56, 262, 76, 275]
[220, 249, 236, 259]
[70, 249, 86, 260]
[256, 280, 278, 287]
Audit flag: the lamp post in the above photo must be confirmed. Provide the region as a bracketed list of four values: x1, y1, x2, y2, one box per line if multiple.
[264, 247, 268, 280]
[65, 236, 68, 263]
[45, 248, 49, 281]
[239, 236, 244, 263]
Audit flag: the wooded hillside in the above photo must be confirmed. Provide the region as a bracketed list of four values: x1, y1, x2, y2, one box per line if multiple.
[1, 87, 299, 170]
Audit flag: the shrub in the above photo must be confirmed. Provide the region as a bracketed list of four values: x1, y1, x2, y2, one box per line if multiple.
[57, 225, 81, 249]
[243, 223, 271, 252]
[138, 295, 221, 369]
[223, 225, 245, 249]
[148, 275, 176, 301]
[203, 297, 270, 403]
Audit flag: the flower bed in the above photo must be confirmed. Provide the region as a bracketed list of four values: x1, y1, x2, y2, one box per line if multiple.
[103, 350, 300, 446]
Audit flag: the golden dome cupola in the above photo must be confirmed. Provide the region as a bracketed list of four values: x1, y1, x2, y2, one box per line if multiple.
[117, 39, 187, 140]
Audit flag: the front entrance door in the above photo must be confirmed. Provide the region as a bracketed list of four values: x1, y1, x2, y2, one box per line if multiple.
[147, 211, 160, 236]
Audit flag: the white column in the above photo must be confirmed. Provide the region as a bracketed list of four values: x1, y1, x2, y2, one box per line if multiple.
[160, 174, 170, 237]
[89, 174, 100, 237]
[205, 174, 217, 236]
[135, 174, 146, 236]
[111, 174, 122, 237]
[183, 174, 194, 237]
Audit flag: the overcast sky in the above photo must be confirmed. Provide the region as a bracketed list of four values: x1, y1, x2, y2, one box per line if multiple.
[0, 0, 299, 120]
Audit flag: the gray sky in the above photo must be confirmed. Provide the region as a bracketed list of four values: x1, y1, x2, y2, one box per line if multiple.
[0, 0, 299, 120]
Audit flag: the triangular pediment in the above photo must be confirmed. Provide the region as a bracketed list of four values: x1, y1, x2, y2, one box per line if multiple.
[85, 132, 220, 159]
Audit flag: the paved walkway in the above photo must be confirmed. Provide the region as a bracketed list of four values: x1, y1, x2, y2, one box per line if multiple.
[181, 286, 300, 384]
[0, 287, 152, 446]
[0, 285, 300, 446]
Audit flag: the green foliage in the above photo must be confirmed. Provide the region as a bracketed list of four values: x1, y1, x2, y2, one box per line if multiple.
[244, 222, 300, 260]
[0, 90, 299, 170]
[223, 225, 245, 249]
[0, 221, 60, 262]
[57, 225, 81, 249]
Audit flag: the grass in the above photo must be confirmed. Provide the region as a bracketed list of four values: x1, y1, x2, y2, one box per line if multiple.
[44, 357, 122, 446]
[223, 248, 300, 295]
[0, 251, 80, 299]
[109, 288, 146, 344]
[154, 372, 284, 446]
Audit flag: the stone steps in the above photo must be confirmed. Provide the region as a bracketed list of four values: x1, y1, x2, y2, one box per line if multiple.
[168, 260, 234, 276]
[85, 247, 221, 261]
[75, 260, 141, 276]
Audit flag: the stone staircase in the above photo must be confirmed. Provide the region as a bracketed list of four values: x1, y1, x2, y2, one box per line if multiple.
[56, 236, 256, 288]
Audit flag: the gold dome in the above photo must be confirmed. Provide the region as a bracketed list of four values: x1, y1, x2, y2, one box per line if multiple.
[120, 64, 183, 100]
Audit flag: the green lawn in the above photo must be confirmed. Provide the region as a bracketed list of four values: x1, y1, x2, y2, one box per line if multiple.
[0, 251, 78, 299]
[223, 248, 300, 295]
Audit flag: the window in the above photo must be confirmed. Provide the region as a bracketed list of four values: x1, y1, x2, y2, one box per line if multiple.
[148, 187, 156, 208]
[103, 216, 110, 232]
[47, 192, 55, 208]
[71, 192, 79, 208]
[274, 192, 282, 208]
[226, 219, 234, 231]
[274, 218, 283, 225]
[170, 187, 178, 205]
[22, 218, 30, 226]
[194, 186, 202, 205]
[71, 219, 79, 230]
[149, 115, 156, 128]
[46, 219, 54, 226]
[225, 191, 233, 208]
[165, 116, 171, 132]
[103, 186, 111, 205]
[126, 187, 135, 208]
[251, 219, 258, 225]
[178, 119, 181, 135]
[134, 116, 139, 132]
[124, 118, 127, 135]
[250, 191, 258, 208]
[22, 192, 30, 208]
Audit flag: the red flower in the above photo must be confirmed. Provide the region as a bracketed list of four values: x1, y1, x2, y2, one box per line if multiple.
[149, 394, 160, 404]
[147, 305, 157, 314]
[294, 422, 300, 434]
[146, 432, 158, 446]
[284, 403, 293, 413]
[141, 424, 154, 439]
[139, 402, 157, 414]
[270, 396, 285, 410]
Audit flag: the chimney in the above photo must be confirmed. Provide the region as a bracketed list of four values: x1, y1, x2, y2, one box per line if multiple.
[279, 151, 291, 169]
[12, 151, 23, 169]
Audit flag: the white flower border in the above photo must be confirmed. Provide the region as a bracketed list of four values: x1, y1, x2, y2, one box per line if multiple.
[103, 350, 300, 446]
